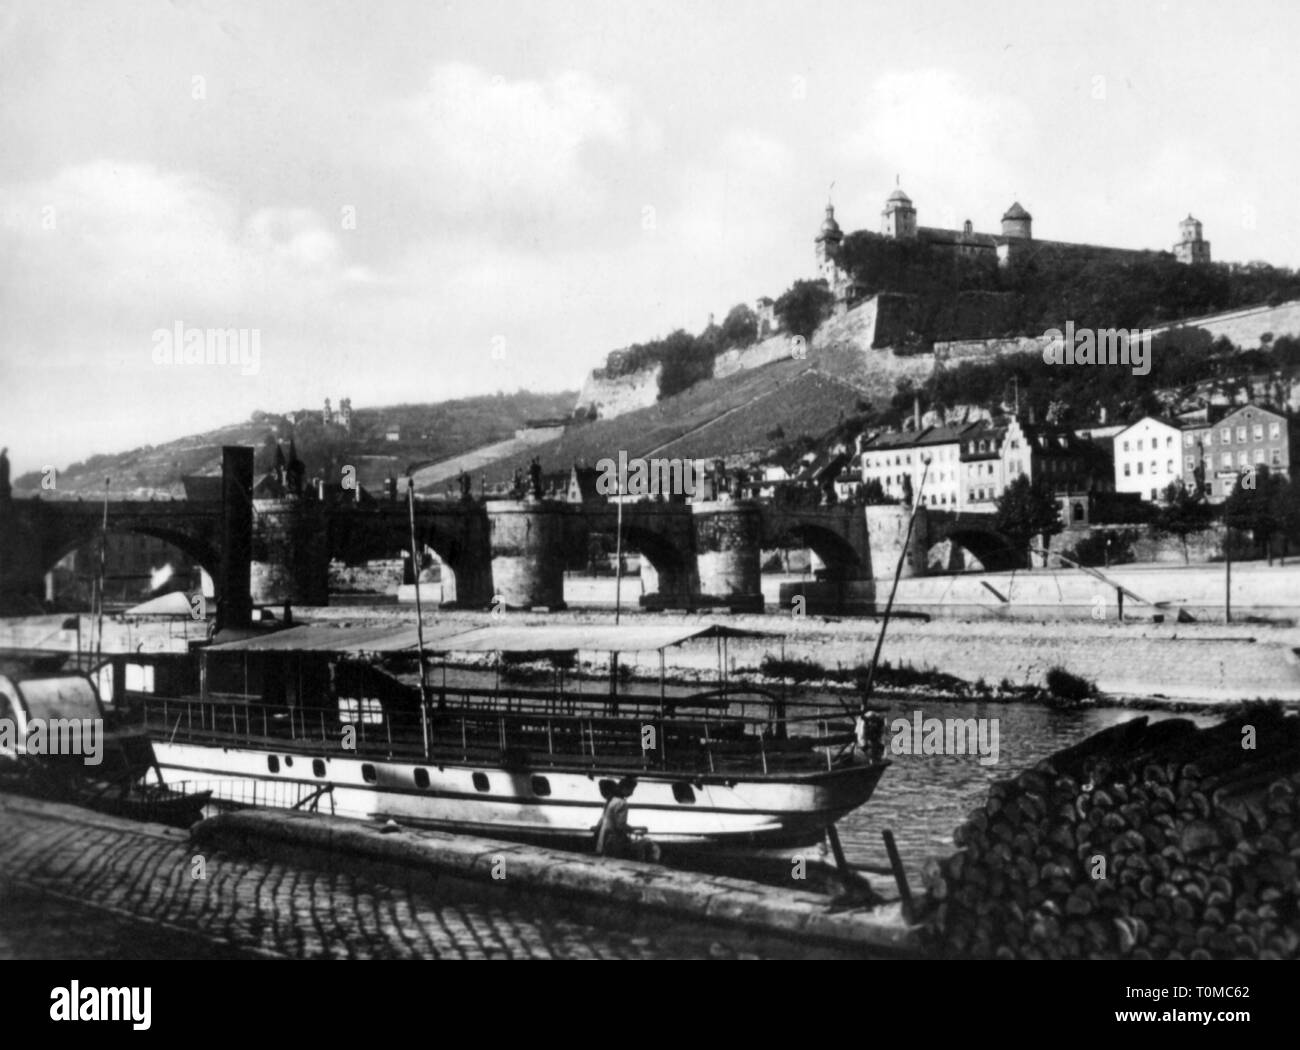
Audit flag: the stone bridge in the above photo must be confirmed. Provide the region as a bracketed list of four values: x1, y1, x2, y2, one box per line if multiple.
[0, 448, 1016, 616]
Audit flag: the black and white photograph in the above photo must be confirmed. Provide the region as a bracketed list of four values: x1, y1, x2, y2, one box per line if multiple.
[0, 0, 1296, 1018]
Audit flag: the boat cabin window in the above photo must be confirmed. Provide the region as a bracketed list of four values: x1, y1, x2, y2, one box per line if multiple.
[125, 663, 155, 693]
[672, 783, 696, 804]
[531, 775, 551, 797]
[361, 764, 377, 784]
[472, 772, 490, 792]
[267, 756, 280, 774]
[414, 768, 430, 789]
[284, 756, 294, 768]
[312, 759, 326, 778]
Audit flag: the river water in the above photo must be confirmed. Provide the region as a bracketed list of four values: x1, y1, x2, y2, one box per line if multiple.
[827, 697, 1218, 879]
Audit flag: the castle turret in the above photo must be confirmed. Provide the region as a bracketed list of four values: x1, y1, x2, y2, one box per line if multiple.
[1001, 201, 1032, 239]
[1174, 214, 1211, 264]
[881, 186, 917, 240]
[814, 203, 844, 281]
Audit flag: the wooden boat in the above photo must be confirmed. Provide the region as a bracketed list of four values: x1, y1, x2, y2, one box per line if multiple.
[108, 623, 889, 849]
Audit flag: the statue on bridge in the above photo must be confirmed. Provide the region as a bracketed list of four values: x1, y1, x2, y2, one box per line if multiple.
[0, 447, 9, 500]
[529, 457, 544, 501]
[459, 470, 472, 502]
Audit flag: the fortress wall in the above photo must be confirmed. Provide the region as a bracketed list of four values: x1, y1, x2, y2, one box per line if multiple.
[574, 362, 662, 420]
[1150, 300, 1300, 350]
[712, 331, 794, 379]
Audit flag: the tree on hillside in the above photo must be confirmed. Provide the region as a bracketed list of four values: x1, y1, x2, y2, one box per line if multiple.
[719, 303, 758, 349]
[1223, 466, 1285, 563]
[1152, 481, 1215, 565]
[995, 475, 1063, 568]
[774, 279, 834, 342]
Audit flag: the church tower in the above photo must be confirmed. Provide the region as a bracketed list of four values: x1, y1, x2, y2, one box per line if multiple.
[814, 202, 844, 282]
[1174, 214, 1211, 264]
[1001, 201, 1033, 239]
[881, 186, 917, 240]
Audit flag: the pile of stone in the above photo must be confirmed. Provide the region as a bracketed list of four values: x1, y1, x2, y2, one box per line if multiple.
[922, 708, 1300, 959]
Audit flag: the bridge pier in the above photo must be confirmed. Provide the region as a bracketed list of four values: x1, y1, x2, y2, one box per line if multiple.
[864, 504, 929, 585]
[692, 502, 764, 612]
[251, 499, 331, 607]
[0, 491, 45, 615]
[487, 501, 567, 610]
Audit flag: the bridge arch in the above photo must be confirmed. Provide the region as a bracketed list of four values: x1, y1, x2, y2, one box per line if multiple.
[766, 521, 864, 580]
[931, 527, 1021, 573]
[46, 524, 220, 582]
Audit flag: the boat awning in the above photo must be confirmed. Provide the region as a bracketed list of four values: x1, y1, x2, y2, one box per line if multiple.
[202, 622, 770, 657]
[424, 624, 770, 655]
[204, 624, 464, 655]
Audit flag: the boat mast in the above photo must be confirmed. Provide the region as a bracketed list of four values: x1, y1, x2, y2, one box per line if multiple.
[407, 478, 431, 759]
[94, 476, 109, 665]
[859, 459, 929, 713]
[613, 479, 624, 625]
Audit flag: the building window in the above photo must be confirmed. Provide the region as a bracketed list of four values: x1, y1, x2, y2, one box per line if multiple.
[472, 772, 490, 792]
[1137, 463, 1143, 474]
[1122, 441, 1130, 452]
[1136, 439, 1143, 451]
[1239, 451, 1249, 467]
[1271, 449, 1282, 466]
[1269, 422, 1281, 439]
[1183, 433, 1194, 447]
[1222, 427, 1232, 443]
[1221, 453, 1232, 469]
[1185, 456, 1194, 470]
[1254, 449, 1266, 464]
[1167, 460, 1173, 473]
[1123, 464, 1130, 477]
[1253, 424, 1264, 441]
[1237, 426, 1247, 443]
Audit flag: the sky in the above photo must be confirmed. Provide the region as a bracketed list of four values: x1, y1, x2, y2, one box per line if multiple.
[3, 0, 1299, 476]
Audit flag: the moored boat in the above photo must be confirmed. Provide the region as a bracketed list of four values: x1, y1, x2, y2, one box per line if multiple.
[112, 623, 889, 849]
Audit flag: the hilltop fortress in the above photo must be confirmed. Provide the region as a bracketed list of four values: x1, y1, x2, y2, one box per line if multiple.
[576, 185, 1291, 423]
[814, 184, 1211, 312]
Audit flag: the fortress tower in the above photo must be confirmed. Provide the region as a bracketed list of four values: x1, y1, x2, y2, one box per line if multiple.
[814, 202, 844, 282]
[1174, 214, 1211, 265]
[1000, 201, 1033, 239]
[881, 185, 918, 240]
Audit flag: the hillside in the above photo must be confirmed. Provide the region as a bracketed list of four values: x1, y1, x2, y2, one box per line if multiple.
[470, 359, 871, 487]
[14, 391, 577, 499]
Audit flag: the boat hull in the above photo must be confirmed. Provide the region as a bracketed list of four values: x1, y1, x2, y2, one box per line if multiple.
[151, 741, 887, 848]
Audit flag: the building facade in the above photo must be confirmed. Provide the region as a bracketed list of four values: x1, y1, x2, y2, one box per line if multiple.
[1114, 416, 1183, 501]
[1182, 404, 1292, 501]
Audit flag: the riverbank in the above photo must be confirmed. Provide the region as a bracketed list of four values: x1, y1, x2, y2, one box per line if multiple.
[3, 592, 1298, 705]
[297, 604, 1300, 705]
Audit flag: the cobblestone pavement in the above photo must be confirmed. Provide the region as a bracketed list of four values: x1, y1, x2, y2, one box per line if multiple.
[0, 801, 822, 959]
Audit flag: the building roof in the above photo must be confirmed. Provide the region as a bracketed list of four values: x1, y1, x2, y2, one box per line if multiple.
[863, 423, 980, 453]
[886, 187, 912, 205]
[1002, 201, 1032, 221]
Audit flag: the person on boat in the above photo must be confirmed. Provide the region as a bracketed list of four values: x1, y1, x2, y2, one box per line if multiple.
[595, 776, 637, 858]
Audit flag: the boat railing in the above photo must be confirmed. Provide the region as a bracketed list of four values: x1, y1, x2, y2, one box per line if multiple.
[137, 692, 858, 775]
[163, 776, 337, 814]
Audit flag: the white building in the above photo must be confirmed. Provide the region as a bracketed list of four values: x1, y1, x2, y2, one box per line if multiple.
[860, 424, 978, 509]
[1114, 416, 1183, 501]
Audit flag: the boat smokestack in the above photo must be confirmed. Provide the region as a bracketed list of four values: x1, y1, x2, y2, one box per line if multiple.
[219, 445, 254, 631]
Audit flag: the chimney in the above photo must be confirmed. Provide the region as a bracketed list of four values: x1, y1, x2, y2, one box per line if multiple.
[913, 394, 921, 431]
[219, 445, 254, 632]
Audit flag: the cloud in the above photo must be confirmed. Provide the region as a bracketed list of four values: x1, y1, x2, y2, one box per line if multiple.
[385, 63, 637, 220]
[841, 69, 1035, 223]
